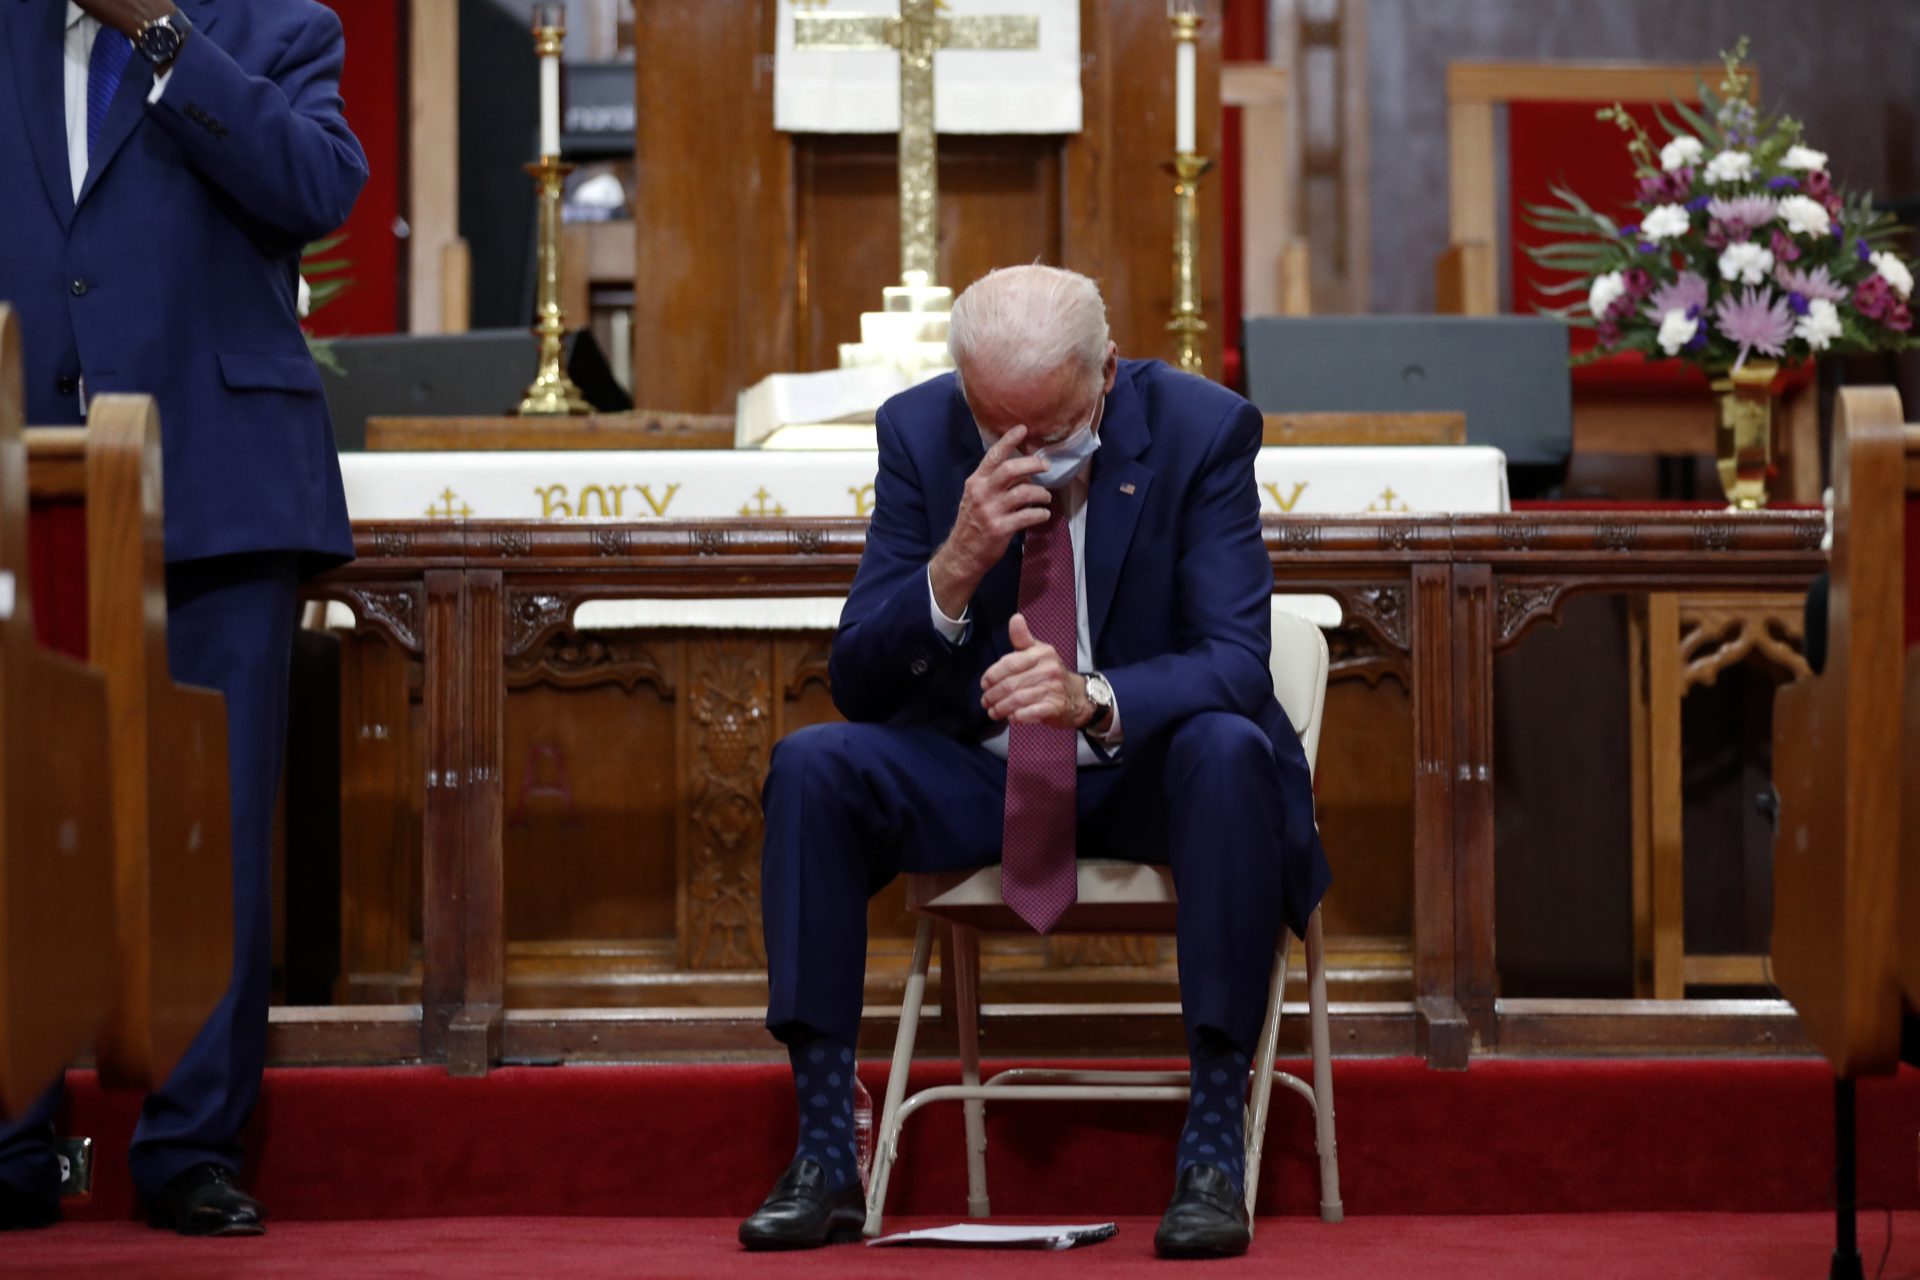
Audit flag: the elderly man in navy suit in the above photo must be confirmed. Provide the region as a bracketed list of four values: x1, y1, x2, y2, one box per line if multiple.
[740, 265, 1330, 1259]
[0, 0, 365, 1235]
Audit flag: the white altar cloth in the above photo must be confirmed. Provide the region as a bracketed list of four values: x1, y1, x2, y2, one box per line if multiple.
[336, 446, 1508, 633]
[338, 446, 1510, 523]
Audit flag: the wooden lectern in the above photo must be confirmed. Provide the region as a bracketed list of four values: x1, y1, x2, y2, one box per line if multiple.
[1769, 384, 1918, 1278]
[0, 307, 116, 1118]
[21, 393, 236, 1092]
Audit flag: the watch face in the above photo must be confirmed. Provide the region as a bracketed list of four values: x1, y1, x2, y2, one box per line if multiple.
[139, 18, 183, 64]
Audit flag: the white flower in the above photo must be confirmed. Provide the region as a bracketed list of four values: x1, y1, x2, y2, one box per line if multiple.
[1704, 150, 1754, 185]
[1718, 241, 1775, 284]
[1781, 145, 1828, 172]
[1588, 270, 1627, 319]
[1641, 203, 1691, 241]
[1793, 297, 1843, 351]
[1871, 251, 1914, 299]
[298, 276, 312, 319]
[1775, 195, 1831, 238]
[1660, 136, 1705, 173]
[1657, 308, 1700, 356]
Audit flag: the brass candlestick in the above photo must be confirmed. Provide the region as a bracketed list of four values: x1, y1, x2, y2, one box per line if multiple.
[516, 156, 591, 417]
[1167, 151, 1212, 377]
[517, 15, 590, 418]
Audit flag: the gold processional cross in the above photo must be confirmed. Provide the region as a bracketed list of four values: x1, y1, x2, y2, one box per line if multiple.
[794, 0, 1039, 286]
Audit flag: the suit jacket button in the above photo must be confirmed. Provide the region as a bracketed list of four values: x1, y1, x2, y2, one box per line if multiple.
[56, 376, 78, 396]
[909, 655, 930, 676]
[70, 278, 90, 297]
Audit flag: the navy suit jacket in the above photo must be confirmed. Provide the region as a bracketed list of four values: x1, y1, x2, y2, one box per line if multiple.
[1, 0, 366, 566]
[830, 358, 1331, 935]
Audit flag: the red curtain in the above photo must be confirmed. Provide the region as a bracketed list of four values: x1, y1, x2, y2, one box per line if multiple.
[310, 0, 404, 339]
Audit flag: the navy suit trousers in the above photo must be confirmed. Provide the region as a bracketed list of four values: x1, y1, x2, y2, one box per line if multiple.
[0, 553, 300, 1203]
[760, 711, 1293, 1055]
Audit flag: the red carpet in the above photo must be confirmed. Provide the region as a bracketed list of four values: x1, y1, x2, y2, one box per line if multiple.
[5, 1213, 1917, 1279]
[40, 1058, 1920, 1225]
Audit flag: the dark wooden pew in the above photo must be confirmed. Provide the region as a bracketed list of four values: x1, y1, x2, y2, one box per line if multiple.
[20, 381, 234, 1091]
[0, 307, 116, 1117]
[1769, 384, 1919, 1274]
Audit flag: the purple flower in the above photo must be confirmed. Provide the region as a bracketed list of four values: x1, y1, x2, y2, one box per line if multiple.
[1638, 241, 1658, 254]
[1855, 275, 1898, 323]
[1637, 168, 1695, 205]
[1775, 263, 1849, 303]
[1708, 195, 1778, 238]
[1768, 176, 1801, 191]
[1596, 319, 1622, 346]
[1705, 222, 1733, 250]
[1621, 224, 1639, 236]
[1686, 196, 1712, 212]
[1769, 229, 1802, 264]
[1623, 267, 1653, 297]
[1806, 170, 1834, 201]
[1856, 238, 1874, 263]
[1714, 286, 1795, 368]
[1787, 291, 1811, 316]
[1891, 302, 1913, 333]
[1644, 270, 1710, 322]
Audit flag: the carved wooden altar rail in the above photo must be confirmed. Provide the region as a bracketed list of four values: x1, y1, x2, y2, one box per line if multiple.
[299, 511, 1825, 1074]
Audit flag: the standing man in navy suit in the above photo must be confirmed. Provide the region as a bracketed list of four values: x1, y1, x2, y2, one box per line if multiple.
[740, 266, 1330, 1259]
[0, 0, 365, 1235]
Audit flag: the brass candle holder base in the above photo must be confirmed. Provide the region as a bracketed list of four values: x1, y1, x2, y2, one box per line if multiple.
[517, 156, 593, 418]
[1166, 151, 1212, 377]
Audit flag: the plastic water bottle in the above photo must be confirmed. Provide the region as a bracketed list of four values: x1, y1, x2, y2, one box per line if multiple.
[853, 1075, 875, 1190]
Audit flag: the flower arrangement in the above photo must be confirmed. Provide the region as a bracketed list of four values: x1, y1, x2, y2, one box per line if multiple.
[1525, 39, 1916, 374]
[301, 235, 352, 376]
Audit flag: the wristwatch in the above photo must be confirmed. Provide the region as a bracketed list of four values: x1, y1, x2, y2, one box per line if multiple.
[1080, 672, 1116, 734]
[134, 10, 192, 72]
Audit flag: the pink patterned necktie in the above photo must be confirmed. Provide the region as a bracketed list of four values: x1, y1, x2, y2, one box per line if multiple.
[1001, 499, 1079, 933]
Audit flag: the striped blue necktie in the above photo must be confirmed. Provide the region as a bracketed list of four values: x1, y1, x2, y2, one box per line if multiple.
[86, 27, 134, 164]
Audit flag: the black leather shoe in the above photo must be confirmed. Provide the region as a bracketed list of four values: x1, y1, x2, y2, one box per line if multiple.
[737, 1158, 864, 1250]
[145, 1164, 265, 1237]
[1154, 1164, 1252, 1259]
[0, 1181, 58, 1231]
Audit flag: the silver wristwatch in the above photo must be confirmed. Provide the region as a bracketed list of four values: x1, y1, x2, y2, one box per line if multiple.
[1081, 672, 1115, 734]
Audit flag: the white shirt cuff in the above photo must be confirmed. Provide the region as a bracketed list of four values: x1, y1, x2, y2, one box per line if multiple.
[927, 567, 969, 644]
[147, 67, 174, 104]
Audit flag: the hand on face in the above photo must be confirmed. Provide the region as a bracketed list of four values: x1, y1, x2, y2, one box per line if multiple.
[942, 424, 1053, 580]
[982, 612, 1089, 730]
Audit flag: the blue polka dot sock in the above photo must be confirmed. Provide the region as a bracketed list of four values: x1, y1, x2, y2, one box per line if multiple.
[1176, 1032, 1250, 1196]
[787, 1033, 859, 1194]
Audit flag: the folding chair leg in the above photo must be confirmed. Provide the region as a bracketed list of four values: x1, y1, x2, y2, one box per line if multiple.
[865, 917, 935, 1238]
[1306, 909, 1343, 1222]
[1242, 935, 1290, 1223]
[951, 924, 990, 1217]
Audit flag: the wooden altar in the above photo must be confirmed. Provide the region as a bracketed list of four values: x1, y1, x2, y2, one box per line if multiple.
[287, 510, 1827, 1074]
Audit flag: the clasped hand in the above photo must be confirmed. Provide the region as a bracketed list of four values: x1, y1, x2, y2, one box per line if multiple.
[982, 613, 1089, 730]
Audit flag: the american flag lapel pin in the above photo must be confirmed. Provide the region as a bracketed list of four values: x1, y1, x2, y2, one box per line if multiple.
[1119, 483, 1137, 496]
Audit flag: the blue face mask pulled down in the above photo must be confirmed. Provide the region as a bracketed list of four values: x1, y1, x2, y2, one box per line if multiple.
[982, 395, 1105, 490]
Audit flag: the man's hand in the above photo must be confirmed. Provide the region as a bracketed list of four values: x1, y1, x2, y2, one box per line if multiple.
[982, 613, 1091, 729]
[72, 0, 176, 38]
[929, 426, 1051, 619]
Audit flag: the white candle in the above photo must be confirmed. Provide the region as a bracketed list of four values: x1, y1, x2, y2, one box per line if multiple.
[540, 47, 562, 157]
[1174, 38, 1196, 155]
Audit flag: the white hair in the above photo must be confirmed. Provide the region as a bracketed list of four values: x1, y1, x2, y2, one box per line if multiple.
[948, 265, 1110, 400]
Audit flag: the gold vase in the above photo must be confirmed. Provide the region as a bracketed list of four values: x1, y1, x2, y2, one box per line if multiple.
[1711, 360, 1777, 511]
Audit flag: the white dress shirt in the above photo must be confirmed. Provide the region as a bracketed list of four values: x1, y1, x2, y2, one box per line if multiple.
[64, 2, 175, 202]
[929, 470, 1123, 766]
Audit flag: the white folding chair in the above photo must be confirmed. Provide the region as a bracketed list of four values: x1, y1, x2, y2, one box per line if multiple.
[863, 604, 1343, 1237]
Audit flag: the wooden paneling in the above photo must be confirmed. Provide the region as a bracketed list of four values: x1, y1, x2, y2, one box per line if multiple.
[298, 508, 1828, 1069]
[634, 0, 1224, 413]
